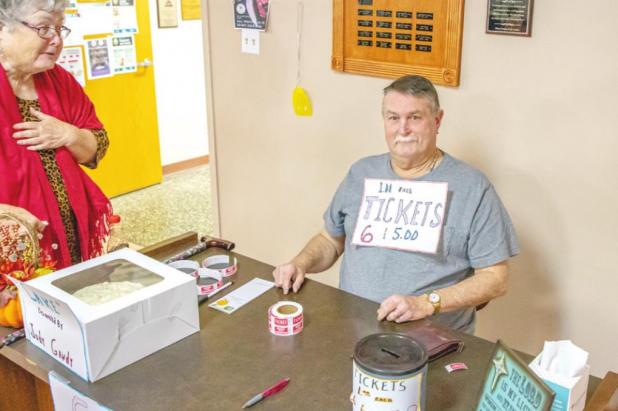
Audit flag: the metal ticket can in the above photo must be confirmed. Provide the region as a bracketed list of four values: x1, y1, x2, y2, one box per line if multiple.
[352, 333, 428, 411]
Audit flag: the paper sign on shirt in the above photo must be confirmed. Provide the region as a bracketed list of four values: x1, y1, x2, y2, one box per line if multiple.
[11, 279, 89, 380]
[352, 179, 448, 254]
[49, 371, 112, 411]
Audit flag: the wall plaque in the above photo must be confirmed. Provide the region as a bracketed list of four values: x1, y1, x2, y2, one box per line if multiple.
[486, 0, 533, 36]
[332, 0, 465, 87]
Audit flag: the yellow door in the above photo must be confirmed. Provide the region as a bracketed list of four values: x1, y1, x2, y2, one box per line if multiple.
[82, 1, 162, 198]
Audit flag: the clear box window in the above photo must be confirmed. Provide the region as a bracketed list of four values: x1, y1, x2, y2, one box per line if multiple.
[52, 259, 164, 305]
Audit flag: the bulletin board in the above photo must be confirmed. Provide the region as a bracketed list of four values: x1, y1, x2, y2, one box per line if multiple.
[332, 0, 465, 87]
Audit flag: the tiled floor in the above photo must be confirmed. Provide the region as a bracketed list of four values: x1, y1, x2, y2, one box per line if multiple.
[110, 165, 214, 247]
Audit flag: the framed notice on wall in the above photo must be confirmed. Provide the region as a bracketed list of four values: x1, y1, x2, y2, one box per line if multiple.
[332, 0, 465, 87]
[157, 0, 178, 28]
[486, 0, 533, 36]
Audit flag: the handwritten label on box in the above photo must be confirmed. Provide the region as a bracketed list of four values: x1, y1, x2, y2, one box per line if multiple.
[13, 280, 88, 380]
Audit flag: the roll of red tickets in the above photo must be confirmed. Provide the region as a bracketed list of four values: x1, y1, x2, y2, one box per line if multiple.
[196, 275, 224, 296]
[169, 260, 224, 296]
[202, 255, 238, 278]
[268, 301, 304, 336]
[168, 260, 200, 277]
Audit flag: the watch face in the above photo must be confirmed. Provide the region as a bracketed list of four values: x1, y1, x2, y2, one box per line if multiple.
[429, 293, 440, 303]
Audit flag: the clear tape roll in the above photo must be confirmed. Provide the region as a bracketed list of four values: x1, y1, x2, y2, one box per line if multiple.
[202, 255, 238, 278]
[268, 301, 304, 336]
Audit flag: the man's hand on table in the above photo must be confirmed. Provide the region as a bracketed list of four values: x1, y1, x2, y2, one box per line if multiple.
[272, 263, 306, 294]
[377, 294, 434, 323]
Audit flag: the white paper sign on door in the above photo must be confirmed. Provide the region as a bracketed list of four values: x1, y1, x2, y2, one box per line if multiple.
[351, 179, 448, 254]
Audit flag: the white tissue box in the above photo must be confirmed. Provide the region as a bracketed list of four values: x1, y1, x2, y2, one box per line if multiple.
[529, 353, 590, 411]
[15, 249, 199, 382]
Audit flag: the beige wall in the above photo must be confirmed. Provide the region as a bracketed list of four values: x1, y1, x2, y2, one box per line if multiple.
[203, 0, 618, 377]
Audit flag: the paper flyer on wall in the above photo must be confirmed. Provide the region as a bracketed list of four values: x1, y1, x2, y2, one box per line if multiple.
[111, 35, 137, 74]
[85, 38, 113, 79]
[77, 1, 114, 36]
[181, 0, 201, 20]
[234, 0, 270, 31]
[112, 0, 138, 34]
[57, 46, 86, 86]
[63, 8, 85, 46]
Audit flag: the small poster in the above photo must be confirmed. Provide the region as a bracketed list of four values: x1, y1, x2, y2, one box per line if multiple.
[77, 1, 114, 35]
[181, 0, 201, 20]
[111, 35, 137, 74]
[234, 0, 270, 31]
[112, 0, 138, 34]
[351, 179, 448, 254]
[63, 8, 85, 46]
[57, 46, 86, 86]
[85, 38, 113, 79]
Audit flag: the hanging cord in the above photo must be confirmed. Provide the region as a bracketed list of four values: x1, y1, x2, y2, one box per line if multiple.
[296, 0, 303, 87]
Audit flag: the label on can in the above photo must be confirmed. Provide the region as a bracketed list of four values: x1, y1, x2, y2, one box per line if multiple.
[352, 360, 426, 411]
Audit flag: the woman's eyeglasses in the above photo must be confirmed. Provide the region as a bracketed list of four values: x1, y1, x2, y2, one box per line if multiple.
[20, 21, 71, 40]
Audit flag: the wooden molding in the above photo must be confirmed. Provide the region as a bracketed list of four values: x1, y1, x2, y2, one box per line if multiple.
[162, 155, 209, 175]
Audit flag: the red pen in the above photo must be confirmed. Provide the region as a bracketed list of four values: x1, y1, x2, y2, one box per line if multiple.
[242, 377, 291, 408]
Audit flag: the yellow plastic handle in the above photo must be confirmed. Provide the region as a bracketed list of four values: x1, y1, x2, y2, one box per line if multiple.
[292, 86, 313, 116]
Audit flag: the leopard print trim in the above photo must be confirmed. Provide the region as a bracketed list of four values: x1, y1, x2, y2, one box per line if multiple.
[83, 128, 109, 169]
[16, 98, 109, 264]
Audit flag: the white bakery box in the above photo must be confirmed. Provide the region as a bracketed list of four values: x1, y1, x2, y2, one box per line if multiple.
[13, 248, 199, 382]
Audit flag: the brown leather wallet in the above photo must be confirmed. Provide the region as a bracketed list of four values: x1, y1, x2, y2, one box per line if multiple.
[403, 320, 465, 362]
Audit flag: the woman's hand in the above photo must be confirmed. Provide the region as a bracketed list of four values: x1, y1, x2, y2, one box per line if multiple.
[0, 204, 48, 234]
[12, 108, 79, 151]
[12, 108, 98, 164]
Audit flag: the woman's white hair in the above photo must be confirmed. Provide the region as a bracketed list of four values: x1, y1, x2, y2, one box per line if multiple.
[0, 0, 68, 25]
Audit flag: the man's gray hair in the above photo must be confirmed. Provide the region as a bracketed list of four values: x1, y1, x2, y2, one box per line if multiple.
[0, 0, 68, 25]
[383, 75, 441, 114]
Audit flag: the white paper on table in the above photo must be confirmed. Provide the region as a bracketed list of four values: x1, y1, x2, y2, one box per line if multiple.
[49, 371, 112, 410]
[209, 278, 274, 314]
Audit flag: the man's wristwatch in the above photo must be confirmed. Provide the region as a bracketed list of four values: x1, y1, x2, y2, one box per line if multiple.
[427, 291, 441, 315]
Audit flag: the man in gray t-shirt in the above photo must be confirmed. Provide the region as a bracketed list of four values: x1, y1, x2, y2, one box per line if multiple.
[273, 75, 519, 333]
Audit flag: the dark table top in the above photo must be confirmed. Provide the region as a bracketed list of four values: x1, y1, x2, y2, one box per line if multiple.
[0, 250, 599, 410]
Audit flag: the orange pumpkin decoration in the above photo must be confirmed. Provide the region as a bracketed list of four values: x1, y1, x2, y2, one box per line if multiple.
[0, 296, 22, 328]
[1, 212, 56, 329]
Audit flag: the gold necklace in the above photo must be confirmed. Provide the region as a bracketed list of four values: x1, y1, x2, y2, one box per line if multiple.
[392, 149, 442, 178]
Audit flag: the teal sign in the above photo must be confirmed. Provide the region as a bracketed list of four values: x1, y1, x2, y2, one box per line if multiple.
[476, 340, 555, 411]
